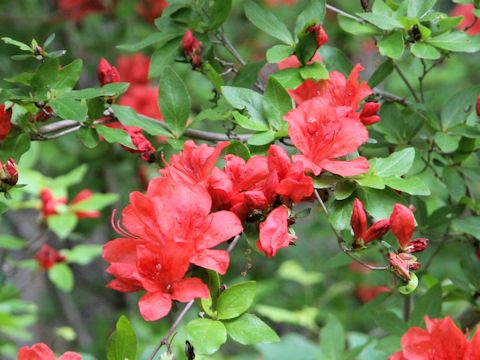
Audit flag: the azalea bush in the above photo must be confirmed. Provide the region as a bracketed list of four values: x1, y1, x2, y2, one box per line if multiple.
[2, 0, 480, 359]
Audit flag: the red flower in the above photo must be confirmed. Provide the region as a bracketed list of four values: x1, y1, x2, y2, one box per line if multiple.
[355, 285, 390, 303]
[103, 177, 243, 320]
[116, 54, 150, 86]
[164, 140, 229, 184]
[277, 53, 323, 70]
[136, 0, 169, 22]
[267, 145, 313, 203]
[257, 206, 296, 257]
[34, 245, 66, 270]
[182, 29, 203, 68]
[118, 85, 162, 120]
[104, 122, 156, 162]
[56, 0, 111, 22]
[284, 97, 369, 176]
[351, 199, 389, 247]
[389, 204, 416, 249]
[18, 342, 81, 360]
[388, 316, 480, 360]
[451, 4, 480, 35]
[360, 102, 381, 125]
[71, 189, 101, 219]
[0, 158, 18, 187]
[289, 64, 373, 118]
[40, 189, 67, 218]
[97, 58, 121, 86]
[0, 103, 12, 141]
[389, 252, 420, 280]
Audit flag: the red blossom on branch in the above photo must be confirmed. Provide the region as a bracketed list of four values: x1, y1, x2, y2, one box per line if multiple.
[350, 199, 390, 248]
[182, 29, 203, 68]
[0, 103, 12, 141]
[34, 244, 66, 270]
[136, 0, 169, 22]
[97, 58, 120, 86]
[18, 342, 81, 360]
[389, 204, 416, 250]
[257, 205, 296, 257]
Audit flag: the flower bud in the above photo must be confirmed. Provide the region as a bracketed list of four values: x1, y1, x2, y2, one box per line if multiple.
[182, 30, 203, 69]
[0, 104, 12, 141]
[389, 252, 410, 280]
[360, 102, 381, 125]
[308, 25, 329, 48]
[476, 95, 480, 117]
[0, 158, 18, 187]
[34, 244, 66, 270]
[408, 238, 428, 253]
[351, 198, 367, 241]
[363, 219, 390, 244]
[97, 57, 121, 86]
[390, 204, 416, 249]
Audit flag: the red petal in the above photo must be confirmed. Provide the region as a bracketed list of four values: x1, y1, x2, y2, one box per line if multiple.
[319, 157, 369, 177]
[190, 249, 230, 275]
[138, 292, 172, 321]
[171, 278, 209, 302]
[351, 198, 367, 241]
[200, 211, 243, 249]
[325, 116, 369, 159]
[18, 343, 55, 360]
[389, 204, 415, 249]
[58, 352, 82, 360]
[257, 206, 295, 257]
[364, 219, 390, 244]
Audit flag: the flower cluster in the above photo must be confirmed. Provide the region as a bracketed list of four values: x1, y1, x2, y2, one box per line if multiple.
[18, 342, 81, 360]
[40, 188, 100, 219]
[389, 316, 480, 360]
[350, 200, 428, 280]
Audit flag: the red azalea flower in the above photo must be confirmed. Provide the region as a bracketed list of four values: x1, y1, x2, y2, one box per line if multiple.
[289, 64, 373, 119]
[34, 244, 66, 270]
[451, 4, 480, 35]
[0, 158, 18, 187]
[267, 145, 313, 203]
[18, 342, 81, 360]
[284, 97, 369, 176]
[56, 0, 111, 22]
[350, 198, 389, 247]
[388, 316, 480, 360]
[257, 205, 296, 257]
[182, 29, 203, 68]
[0, 103, 12, 141]
[116, 53, 150, 86]
[389, 204, 416, 249]
[97, 58, 121, 86]
[103, 177, 242, 320]
[104, 122, 156, 162]
[71, 189, 101, 219]
[163, 140, 229, 184]
[136, 0, 169, 22]
[40, 189, 67, 218]
[355, 285, 390, 303]
[118, 85, 162, 120]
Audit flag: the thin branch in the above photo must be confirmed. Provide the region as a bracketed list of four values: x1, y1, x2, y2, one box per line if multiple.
[403, 294, 412, 322]
[374, 88, 408, 106]
[326, 4, 365, 23]
[393, 63, 421, 103]
[313, 190, 388, 271]
[215, 31, 246, 66]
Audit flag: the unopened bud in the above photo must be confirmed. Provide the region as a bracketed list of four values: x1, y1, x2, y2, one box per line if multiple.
[364, 219, 390, 244]
[182, 29, 203, 69]
[97, 57, 121, 86]
[360, 102, 381, 125]
[408, 238, 428, 253]
[0, 158, 18, 191]
[308, 25, 328, 48]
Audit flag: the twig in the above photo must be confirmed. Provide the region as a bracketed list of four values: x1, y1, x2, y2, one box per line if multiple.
[313, 190, 388, 271]
[403, 294, 412, 322]
[393, 63, 421, 103]
[326, 4, 365, 23]
[148, 233, 243, 360]
[215, 31, 246, 66]
[373, 88, 409, 106]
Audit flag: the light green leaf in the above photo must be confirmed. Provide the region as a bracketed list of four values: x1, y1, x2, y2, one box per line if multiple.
[224, 313, 279, 345]
[148, 39, 180, 78]
[209, 0, 232, 29]
[357, 13, 404, 30]
[186, 319, 227, 355]
[319, 315, 345, 360]
[452, 217, 480, 240]
[375, 148, 415, 178]
[384, 176, 431, 195]
[216, 281, 256, 320]
[334, 181, 356, 200]
[222, 86, 267, 125]
[63, 245, 103, 265]
[49, 99, 87, 122]
[60, 83, 130, 100]
[378, 32, 405, 59]
[47, 213, 78, 239]
[266, 45, 294, 63]
[299, 61, 329, 80]
[0, 235, 26, 250]
[247, 130, 276, 146]
[96, 125, 136, 149]
[69, 193, 118, 212]
[53, 59, 83, 90]
[407, 0, 436, 18]
[107, 315, 137, 360]
[294, 0, 326, 35]
[410, 284, 442, 326]
[111, 105, 172, 137]
[434, 132, 460, 153]
[233, 111, 268, 131]
[428, 32, 480, 52]
[48, 263, 74, 292]
[399, 273, 419, 294]
[263, 77, 292, 130]
[411, 43, 441, 59]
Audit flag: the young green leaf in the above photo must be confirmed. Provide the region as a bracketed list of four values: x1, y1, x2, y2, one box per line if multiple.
[186, 319, 227, 355]
[378, 32, 405, 59]
[107, 316, 137, 360]
[410, 43, 441, 59]
[96, 125, 136, 149]
[224, 313, 279, 345]
[111, 105, 172, 137]
[49, 99, 87, 122]
[47, 213, 78, 240]
[216, 281, 256, 320]
[48, 263, 74, 292]
[375, 148, 416, 178]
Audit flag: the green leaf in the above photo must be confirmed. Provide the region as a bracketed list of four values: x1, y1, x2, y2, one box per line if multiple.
[294, 0, 326, 35]
[452, 217, 480, 240]
[407, 0, 436, 18]
[368, 59, 394, 88]
[266, 44, 293, 63]
[231, 61, 266, 88]
[443, 168, 466, 202]
[117, 31, 182, 52]
[225, 141, 251, 160]
[159, 66, 191, 137]
[375, 311, 408, 336]
[186, 319, 227, 355]
[375, 148, 415, 178]
[357, 187, 405, 220]
[233, 111, 268, 131]
[60, 83, 130, 100]
[410, 43, 441, 59]
[31, 58, 60, 89]
[63, 245, 103, 265]
[96, 125, 136, 149]
[0, 235, 26, 250]
[222, 86, 267, 125]
[111, 104, 172, 137]
[384, 176, 431, 195]
[0, 132, 31, 162]
[319, 315, 345, 360]
[204, 63, 224, 91]
[47, 213, 78, 239]
[244, 0, 294, 45]
[318, 45, 352, 75]
[247, 130, 276, 146]
[224, 313, 279, 345]
[334, 181, 356, 200]
[148, 39, 181, 78]
[299, 61, 329, 80]
[398, 273, 419, 294]
[1, 37, 31, 51]
[209, 0, 232, 29]
[294, 31, 318, 65]
[107, 315, 137, 360]
[69, 193, 118, 212]
[378, 32, 405, 59]
[216, 281, 256, 320]
[53, 164, 88, 188]
[49, 99, 87, 122]
[77, 126, 99, 148]
[427, 32, 480, 52]
[410, 284, 442, 327]
[327, 197, 354, 231]
[434, 132, 460, 153]
[357, 13, 404, 30]
[271, 68, 304, 89]
[338, 15, 380, 35]
[48, 263, 74, 292]
[441, 86, 480, 130]
[53, 59, 83, 90]
[263, 77, 292, 130]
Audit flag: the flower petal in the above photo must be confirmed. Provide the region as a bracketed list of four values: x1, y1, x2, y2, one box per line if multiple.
[171, 278, 210, 302]
[319, 157, 370, 177]
[138, 292, 172, 321]
[190, 249, 230, 275]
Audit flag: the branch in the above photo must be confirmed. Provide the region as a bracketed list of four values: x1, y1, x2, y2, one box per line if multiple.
[393, 63, 421, 103]
[148, 234, 243, 360]
[326, 4, 365, 23]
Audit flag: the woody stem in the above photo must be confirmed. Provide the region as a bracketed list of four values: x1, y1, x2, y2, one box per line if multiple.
[147, 234, 242, 360]
[314, 190, 388, 271]
[326, 4, 365, 23]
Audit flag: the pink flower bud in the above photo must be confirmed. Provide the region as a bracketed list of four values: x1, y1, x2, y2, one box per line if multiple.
[351, 198, 367, 241]
[182, 29, 203, 68]
[408, 238, 428, 253]
[364, 219, 390, 244]
[360, 102, 381, 125]
[1, 158, 18, 186]
[97, 57, 121, 86]
[390, 204, 416, 249]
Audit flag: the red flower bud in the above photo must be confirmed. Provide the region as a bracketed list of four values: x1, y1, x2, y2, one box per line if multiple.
[360, 102, 381, 125]
[0, 158, 18, 187]
[408, 262, 421, 271]
[476, 95, 480, 117]
[40, 188, 67, 218]
[0, 104, 12, 141]
[309, 25, 329, 48]
[182, 29, 203, 69]
[390, 204, 415, 249]
[71, 189, 101, 219]
[34, 244, 66, 270]
[363, 219, 390, 244]
[351, 198, 367, 241]
[389, 252, 410, 280]
[97, 57, 121, 86]
[408, 238, 428, 253]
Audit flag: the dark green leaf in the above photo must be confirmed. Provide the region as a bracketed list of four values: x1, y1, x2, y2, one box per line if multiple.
[209, 0, 232, 29]
[378, 32, 405, 59]
[369, 59, 394, 88]
[49, 99, 87, 122]
[294, 0, 326, 35]
[77, 127, 99, 148]
[111, 105, 172, 137]
[148, 39, 181, 78]
[319, 315, 345, 360]
[410, 284, 442, 326]
[263, 77, 292, 130]
[375, 311, 408, 336]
